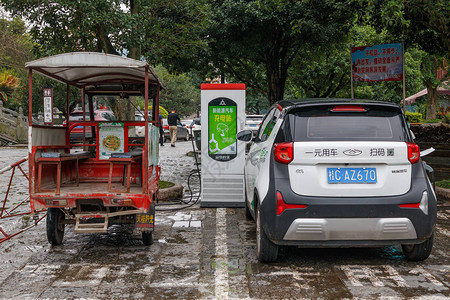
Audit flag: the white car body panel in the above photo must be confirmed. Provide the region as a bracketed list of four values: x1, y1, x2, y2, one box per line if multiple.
[245, 114, 283, 206]
[288, 141, 411, 197]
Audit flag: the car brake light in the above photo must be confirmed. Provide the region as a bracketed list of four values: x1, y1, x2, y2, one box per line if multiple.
[406, 142, 420, 164]
[331, 105, 366, 112]
[399, 203, 420, 208]
[276, 191, 307, 215]
[273, 142, 293, 164]
[399, 191, 428, 214]
[163, 125, 169, 130]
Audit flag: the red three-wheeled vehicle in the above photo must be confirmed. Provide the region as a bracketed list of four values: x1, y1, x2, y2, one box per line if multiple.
[26, 52, 162, 245]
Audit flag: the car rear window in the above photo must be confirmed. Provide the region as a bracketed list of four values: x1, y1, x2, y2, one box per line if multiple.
[287, 106, 409, 142]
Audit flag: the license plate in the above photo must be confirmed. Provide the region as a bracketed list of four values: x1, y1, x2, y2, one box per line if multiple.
[327, 168, 377, 183]
[249, 124, 257, 127]
[136, 213, 154, 230]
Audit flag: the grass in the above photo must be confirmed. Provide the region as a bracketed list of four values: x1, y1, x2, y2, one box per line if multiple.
[159, 180, 175, 189]
[436, 179, 450, 189]
[422, 119, 444, 123]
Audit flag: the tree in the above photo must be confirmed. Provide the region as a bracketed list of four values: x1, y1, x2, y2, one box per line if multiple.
[380, 0, 449, 119]
[151, 65, 200, 117]
[204, 0, 359, 105]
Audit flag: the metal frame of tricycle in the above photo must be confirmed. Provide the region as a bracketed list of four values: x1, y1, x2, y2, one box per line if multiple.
[25, 52, 162, 243]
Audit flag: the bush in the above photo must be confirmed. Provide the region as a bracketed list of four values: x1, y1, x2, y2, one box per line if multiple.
[436, 180, 450, 189]
[149, 105, 168, 118]
[405, 111, 422, 123]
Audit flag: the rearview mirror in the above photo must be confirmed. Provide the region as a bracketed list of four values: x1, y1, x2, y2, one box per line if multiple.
[236, 130, 253, 142]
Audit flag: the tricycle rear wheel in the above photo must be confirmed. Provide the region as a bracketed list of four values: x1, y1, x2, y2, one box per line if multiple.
[142, 231, 153, 245]
[47, 208, 65, 245]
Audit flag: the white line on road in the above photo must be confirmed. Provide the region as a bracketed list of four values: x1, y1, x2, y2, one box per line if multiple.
[215, 208, 229, 299]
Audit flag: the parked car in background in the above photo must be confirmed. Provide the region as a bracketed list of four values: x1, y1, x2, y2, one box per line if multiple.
[66, 108, 116, 142]
[162, 118, 189, 141]
[238, 99, 437, 263]
[134, 113, 151, 137]
[181, 120, 193, 136]
[245, 114, 264, 135]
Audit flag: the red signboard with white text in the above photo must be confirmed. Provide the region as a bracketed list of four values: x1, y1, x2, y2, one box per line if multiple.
[351, 43, 403, 82]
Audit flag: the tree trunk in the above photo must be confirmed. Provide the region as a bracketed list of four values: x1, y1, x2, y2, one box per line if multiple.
[425, 81, 438, 120]
[128, 0, 139, 59]
[266, 52, 287, 105]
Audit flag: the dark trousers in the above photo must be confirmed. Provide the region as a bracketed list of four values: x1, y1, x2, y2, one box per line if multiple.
[159, 127, 164, 145]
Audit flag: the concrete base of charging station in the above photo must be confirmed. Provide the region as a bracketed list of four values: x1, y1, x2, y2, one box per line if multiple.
[200, 201, 245, 208]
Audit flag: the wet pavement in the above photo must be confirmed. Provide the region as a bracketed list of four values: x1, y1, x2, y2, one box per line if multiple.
[0, 141, 449, 299]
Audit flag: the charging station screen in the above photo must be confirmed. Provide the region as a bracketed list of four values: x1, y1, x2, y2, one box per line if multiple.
[208, 97, 237, 161]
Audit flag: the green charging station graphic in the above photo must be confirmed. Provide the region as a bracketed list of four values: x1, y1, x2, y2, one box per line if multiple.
[208, 97, 237, 161]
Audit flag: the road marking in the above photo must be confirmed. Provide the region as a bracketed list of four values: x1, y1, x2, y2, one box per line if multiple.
[409, 267, 444, 287]
[341, 266, 384, 287]
[341, 265, 447, 289]
[214, 208, 229, 299]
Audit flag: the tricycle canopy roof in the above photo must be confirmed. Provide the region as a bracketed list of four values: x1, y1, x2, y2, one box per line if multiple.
[25, 52, 162, 91]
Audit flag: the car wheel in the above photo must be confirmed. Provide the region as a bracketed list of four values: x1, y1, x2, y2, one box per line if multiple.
[142, 231, 154, 245]
[402, 233, 434, 261]
[256, 204, 278, 262]
[47, 208, 65, 245]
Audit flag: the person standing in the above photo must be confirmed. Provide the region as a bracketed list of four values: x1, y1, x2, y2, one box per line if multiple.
[167, 109, 180, 147]
[159, 114, 164, 146]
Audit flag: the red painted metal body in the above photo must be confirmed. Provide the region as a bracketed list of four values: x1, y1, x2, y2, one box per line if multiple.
[25, 52, 163, 239]
[0, 157, 47, 244]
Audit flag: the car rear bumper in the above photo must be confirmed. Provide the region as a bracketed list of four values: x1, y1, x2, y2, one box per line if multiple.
[259, 159, 437, 247]
[283, 217, 417, 241]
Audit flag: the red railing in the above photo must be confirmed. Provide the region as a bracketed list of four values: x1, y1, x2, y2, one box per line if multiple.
[0, 157, 46, 244]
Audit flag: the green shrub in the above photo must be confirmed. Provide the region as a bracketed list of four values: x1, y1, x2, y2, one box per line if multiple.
[422, 119, 442, 123]
[149, 105, 168, 118]
[436, 180, 450, 189]
[405, 111, 422, 123]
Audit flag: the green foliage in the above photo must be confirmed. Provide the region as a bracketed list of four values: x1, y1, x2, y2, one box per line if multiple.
[152, 65, 200, 117]
[379, 0, 449, 119]
[159, 180, 175, 189]
[436, 180, 450, 189]
[0, 17, 33, 69]
[421, 119, 443, 124]
[405, 111, 422, 123]
[150, 105, 169, 119]
[0, 0, 206, 64]
[204, 0, 359, 105]
[0, 68, 20, 102]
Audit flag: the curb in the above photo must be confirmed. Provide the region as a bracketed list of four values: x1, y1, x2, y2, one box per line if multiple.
[157, 182, 184, 201]
[436, 186, 450, 205]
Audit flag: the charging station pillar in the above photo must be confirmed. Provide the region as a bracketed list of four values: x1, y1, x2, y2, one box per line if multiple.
[200, 84, 246, 207]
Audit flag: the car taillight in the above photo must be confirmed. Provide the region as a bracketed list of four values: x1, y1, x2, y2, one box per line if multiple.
[273, 142, 293, 164]
[331, 105, 366, 112]
[276, 191, 307, 215]
[163, 125, 169, 130]
[407, 142, 420, 164]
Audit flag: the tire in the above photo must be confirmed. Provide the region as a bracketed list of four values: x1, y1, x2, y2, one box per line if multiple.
[47, 208, 65, 246]
[256, 205, 278, 262]
[244, 188, 253, 221]
[142, 231, 154, 245]
[402, 233, 434, 261]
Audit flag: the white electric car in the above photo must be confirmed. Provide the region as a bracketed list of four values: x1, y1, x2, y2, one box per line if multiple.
[237, 99, 437, 262]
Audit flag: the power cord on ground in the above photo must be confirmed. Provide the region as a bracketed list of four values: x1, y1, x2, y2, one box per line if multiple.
[155, 134, 201, 211]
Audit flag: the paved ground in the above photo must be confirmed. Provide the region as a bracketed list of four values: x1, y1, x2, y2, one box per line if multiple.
[0, 141, 449, 299]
